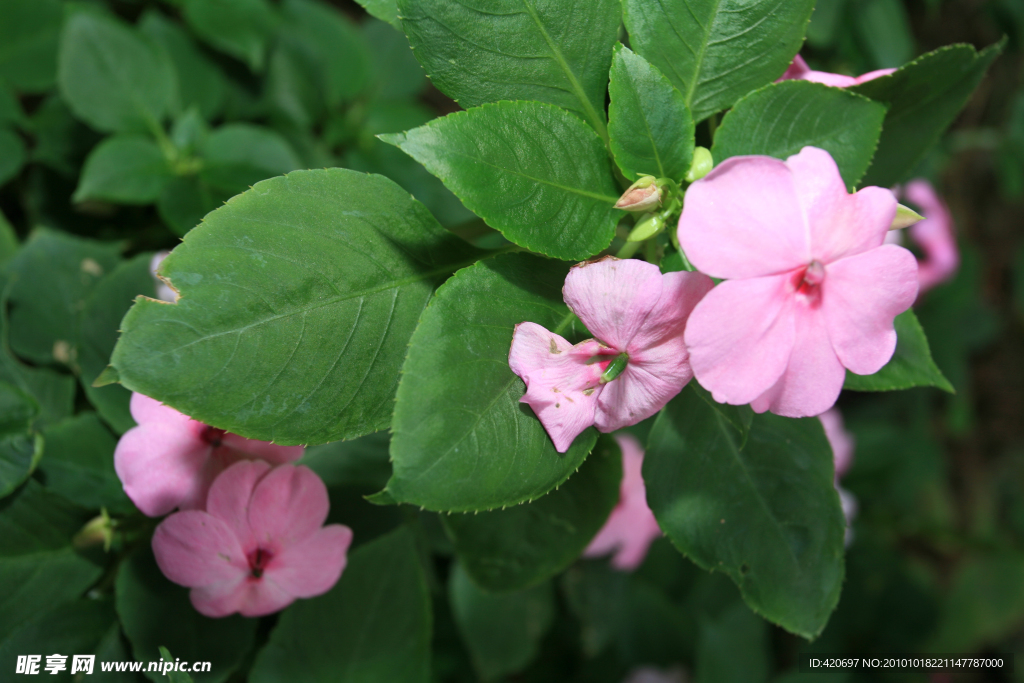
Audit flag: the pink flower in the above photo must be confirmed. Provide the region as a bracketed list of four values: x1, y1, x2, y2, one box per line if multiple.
[779, 54, 895, 88]
[152, 460, 352, 617]
[114, 393, 303, 517]
[820, 408, 858, 545]
[904, 179, 959, 293]
[509, 257, 713, 452]
[584, 433, 662, 571]
[678, 147, 919, 418]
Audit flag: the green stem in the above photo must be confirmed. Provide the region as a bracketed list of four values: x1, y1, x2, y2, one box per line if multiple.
[615, 240, 642, 259]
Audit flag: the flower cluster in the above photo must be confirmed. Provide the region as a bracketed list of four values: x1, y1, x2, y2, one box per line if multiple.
[511, 146, 920, 450]
[116, 393, 351, 618]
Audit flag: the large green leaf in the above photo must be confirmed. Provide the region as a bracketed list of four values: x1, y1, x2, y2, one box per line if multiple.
[73, 135, 173, 204]
[0, 382, 42, 500]
[843, 309, 953, 393]
[0, 482, 101, 643]
[644, 386, 845, 639]
[385, 253, 597, 512]
[364, 19, 426, 102]
[622, 0, 816, 122]
[0, 599, 119, 676]
[7, 229, 121, 368]
[80, 254, 156, 435]
[0, 0, 62, 93]
[116, 546, 257, 683]
[111, 169, 484, 446]
[449, 565, 554, 681]
[139, 11, 227, 120]
[355, 0, 399, 28]
[852, 42, 1003, 188]
[199, 123, 302, 195]
[182, 0, 278, 72]
[711, 81, 887, 188]
[696, 600, 770, 683]
[0, 129, 25, 187]
[250, 527, 431, 683]
[0, 209, 16, 268]
[398, 0, 620, 139]
[442, 434, 621, 592]
[58, 11, 176, 134]
[39, 413, 132, 514]
[608, 44, 695, 182]
[157, 176, 232, 237]
[382, 102, 622, 260]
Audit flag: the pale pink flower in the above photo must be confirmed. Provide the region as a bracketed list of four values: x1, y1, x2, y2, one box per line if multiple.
[904, 179, 959, 293]
[149, 251, 178, 303]
[820, 408, 858, 545]
[152, 460, 352, 617]
[509, 258, 713, 452]
[678, 147, 919, 418]
[779, 54, 895, 88]
[114, 392, 303, 517]
[584, 433, 662, 571]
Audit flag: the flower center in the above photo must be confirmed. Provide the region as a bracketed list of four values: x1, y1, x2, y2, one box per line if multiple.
[200, 426, 226, 447]
[247, 547, 273, 579]
[802, 260, 825, 287]
[793, 260, 826, 304]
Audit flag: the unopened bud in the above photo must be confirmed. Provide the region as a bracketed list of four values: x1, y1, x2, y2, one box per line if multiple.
[890, 203, 924, 230]
[685, 147, 714, 182]
[614, 176, 663, 213]
[627, 213, 665, 242]
[73, 509, 113, 551]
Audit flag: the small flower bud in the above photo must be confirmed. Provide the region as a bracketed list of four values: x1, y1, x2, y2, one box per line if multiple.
[685, 147, 714, 182]
[615, 176, 663, 212]
[73, 509, 113, 551]
[889, 203, 924, 230]
[627, 213, 664, 242]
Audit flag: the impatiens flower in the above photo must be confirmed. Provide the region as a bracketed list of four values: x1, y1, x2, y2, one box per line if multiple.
[509, 258, 713, 452]
[904, 179, 960, 293]
[115, 392, 303, 517]
[820, 408, 858, 545]
[584, 433, 662, 571]
[779, 54, 895, 88]
[679, 147, 920, 418]
[152, 460, 352, 617]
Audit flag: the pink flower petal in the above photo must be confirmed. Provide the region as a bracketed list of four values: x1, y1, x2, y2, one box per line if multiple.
[822, 245, 919, 375]
[820, 408, 855, 478]
[595, 364, 688, 433]
[152, 510, 248, 588]
[799, 70, 859, 88]
[191, 576, 296, 618]
[247, 465, 331, 548]
[904, 179, 958, 292]
[562, 258, 664, 349]
[205, 460, 272, 549]
[750, 306, 847, 417]
[853, 68, 896, 84]
[129, 392, 195, 431]
[584, 434, 661, 571]
[685, 275, 797, 406]
[778, 54, 810, 81]
[114, 423, 212, 517]
[626, 270, 714, 360]
[220, 434, 304, 464]
[679, 156, 810, 279]
[509, 322, 609, 453]
[785, 147, 898, 262]
[267, 524, 353, 598]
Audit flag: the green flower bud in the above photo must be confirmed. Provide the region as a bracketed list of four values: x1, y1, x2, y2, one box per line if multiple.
[626, 213, 665, 242]
[615, 176, 663, 212]
[890, 203, 925, 230]
[685, 147, 714, 182]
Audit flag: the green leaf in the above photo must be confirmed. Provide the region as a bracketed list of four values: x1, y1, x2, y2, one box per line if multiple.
[711, 81, 887, 188]
[0, 481, 102, 643]
[382, 102, 622, 260]
[0, 85, 25, 128]
[623, 0, 816, 122]
[398, 0, 620, 139]
[7, 229, 122, 368]
[0, 0, 62, 92]
[929, 551, 1024, 652]
[111, 169, 484, 446]
[363, 19, 426, 101]
[644, 386, 845, 639]
[842, 309, 954, 393]
[39, 413, 132, 513]
[250, 527, 431, 683]
[139, 10, 227, 120]
[852, 42, 1003, 188]
[0, 599, 119, 673]
[265, 44, 322, 130]
[73, 135, 173, 204]
[0, 128, 25, 187]
[280, 0, 371, 108]
[386, 253, 596, 512]
[442, 434, 621, 592]
[355, 0, 399, 28]
[161, 648, 196, 683]
[696, 600, 770, 683]
[199, 123, 302, 194]
[608, 45, 695, 182]
[182, 0, 278, 72]
[853, 0, 914, 70]
[80, 254, 157, 434]
[157, 176, 231, 237]
[301, 431, 392, 491]
[0, 209, 17, 267]
[0, 274, 75, 428]
[27, 95, 97, 178]
[0, 382, 42, 500]
[116, 546, 257, 683]
[449, 565, 554, 681]
[58, 11, 176, 134]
